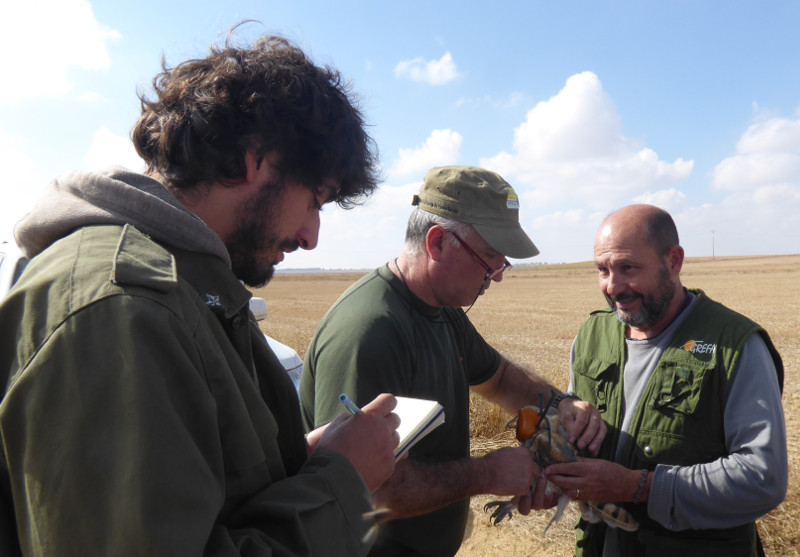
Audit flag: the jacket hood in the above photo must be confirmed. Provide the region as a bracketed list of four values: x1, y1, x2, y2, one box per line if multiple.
[14, 167, 230, 265]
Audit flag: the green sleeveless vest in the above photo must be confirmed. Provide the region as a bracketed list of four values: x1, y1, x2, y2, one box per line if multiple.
[570, 289, 783, 557]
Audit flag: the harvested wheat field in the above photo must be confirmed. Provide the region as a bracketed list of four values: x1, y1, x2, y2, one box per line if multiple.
[252, 253, 800, 557]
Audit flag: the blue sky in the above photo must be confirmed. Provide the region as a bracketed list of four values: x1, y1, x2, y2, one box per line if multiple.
[2, 1, 799, 269]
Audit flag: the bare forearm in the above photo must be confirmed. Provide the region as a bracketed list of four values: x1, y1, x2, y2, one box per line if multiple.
[372, 446, 539, 521]
[475, 357, 606, 453]
[473, 357, 559, 413]
[372, 458, 489, 520]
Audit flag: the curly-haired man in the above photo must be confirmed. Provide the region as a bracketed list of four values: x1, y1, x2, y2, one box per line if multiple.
[0, 32, 400, 556]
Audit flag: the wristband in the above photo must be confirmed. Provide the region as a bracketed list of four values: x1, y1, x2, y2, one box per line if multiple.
[633, 469, 649, 504]
[552, 391, 580, 409]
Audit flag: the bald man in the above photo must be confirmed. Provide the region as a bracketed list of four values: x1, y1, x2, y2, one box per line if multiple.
[546, 204, 787, 557]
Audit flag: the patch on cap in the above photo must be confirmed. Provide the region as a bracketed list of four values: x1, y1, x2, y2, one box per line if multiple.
[504, 187, 520, 210]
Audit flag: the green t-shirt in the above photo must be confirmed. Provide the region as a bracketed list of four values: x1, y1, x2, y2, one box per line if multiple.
[300, 264, 500, 557]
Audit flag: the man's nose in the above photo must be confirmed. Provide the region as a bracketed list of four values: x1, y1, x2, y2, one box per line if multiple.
[603, 271, 625, 297]
[296, 211, 320, 251]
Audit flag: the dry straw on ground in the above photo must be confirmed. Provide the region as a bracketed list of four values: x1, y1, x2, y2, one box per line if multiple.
[254, 254, 800, 557]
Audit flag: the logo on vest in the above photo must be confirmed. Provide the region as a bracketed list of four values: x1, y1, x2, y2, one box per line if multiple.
[682, 339, 716, 355]
[204, 293, 221, 308]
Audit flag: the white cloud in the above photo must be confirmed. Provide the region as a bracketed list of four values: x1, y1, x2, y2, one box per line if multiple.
[633, 188, 688, 213]
[711, 114, 800, 191]
[287, 77, 799, 268]
[458, 71, 703, 263]
[481, 71, 694, 215]
[526, 208, 600, 263]
[737, 114, 800, 153]
[663, 112, 800, 259]
[673, 187, 800, 260]
[0, 125, 144, 242]
[688, 112, 800, 257]
[83, 127, 145, 172]
[0, 130, 50, 241]
[389, 129, 463, 180]
[0, 0, 121, 103]
[711, 152, 800, 191]
[394, 52, 460, 85]
[509, 71, 628, 160]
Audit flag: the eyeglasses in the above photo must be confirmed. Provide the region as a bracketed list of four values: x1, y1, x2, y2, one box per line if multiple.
[450, 232, 512, 282]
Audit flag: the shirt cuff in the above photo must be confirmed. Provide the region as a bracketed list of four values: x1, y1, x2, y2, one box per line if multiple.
[647, 464, 679, 531]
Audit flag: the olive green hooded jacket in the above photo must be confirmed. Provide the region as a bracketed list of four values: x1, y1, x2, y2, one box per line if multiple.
[0, 168, 372, 556]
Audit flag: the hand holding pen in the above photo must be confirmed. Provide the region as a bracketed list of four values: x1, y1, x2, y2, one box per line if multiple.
[339, 393, 361, 415]
[311, 393, 401, 493]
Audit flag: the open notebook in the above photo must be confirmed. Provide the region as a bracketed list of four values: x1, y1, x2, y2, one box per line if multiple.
[393, 396, 445, 461]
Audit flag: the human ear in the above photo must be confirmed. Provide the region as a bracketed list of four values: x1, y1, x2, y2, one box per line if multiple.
[667, 245, 685, 274]
[243, 150, 263, 184]
[426, 225, 446, 262]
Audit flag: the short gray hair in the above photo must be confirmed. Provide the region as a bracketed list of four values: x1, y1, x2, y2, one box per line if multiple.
[403, 208, 474, 255]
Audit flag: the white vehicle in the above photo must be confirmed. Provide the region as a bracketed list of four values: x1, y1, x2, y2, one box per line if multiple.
[0, 241, 28, 300]
[0, 241, 302, 390]
[249, 296, 303, 391]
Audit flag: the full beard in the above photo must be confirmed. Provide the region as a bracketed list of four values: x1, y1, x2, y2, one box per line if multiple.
[226, 178, 297, 288]
[606, 265, 675, 329]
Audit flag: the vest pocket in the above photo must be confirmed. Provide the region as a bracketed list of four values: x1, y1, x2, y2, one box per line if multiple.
[651, 361, 708, 415]
[572, 357, 617, 413]
[629, 362, 715, 465]
[633, 429, 702, 466]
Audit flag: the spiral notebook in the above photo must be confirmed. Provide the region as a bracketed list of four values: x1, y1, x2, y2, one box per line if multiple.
[393, 396, 445, 461]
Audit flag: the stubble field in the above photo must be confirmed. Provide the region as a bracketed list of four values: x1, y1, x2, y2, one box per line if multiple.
[253, 254, 800, 556]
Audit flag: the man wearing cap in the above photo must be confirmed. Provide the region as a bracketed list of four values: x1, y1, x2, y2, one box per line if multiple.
[300, 166, 606, 557]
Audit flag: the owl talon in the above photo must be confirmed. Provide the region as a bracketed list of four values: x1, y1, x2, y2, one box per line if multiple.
[484, 500, 517, 525]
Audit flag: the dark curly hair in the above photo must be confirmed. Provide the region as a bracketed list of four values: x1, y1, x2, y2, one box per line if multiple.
[132, 32, 380, 208]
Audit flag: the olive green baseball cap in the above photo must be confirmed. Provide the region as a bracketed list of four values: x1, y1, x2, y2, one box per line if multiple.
[412, 166, 539, 259]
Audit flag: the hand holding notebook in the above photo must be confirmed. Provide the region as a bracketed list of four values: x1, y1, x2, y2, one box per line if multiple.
[392, 396, 445, 461]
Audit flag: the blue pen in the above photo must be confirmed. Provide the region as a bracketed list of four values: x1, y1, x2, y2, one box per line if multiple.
[339, 393, 361, 415]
